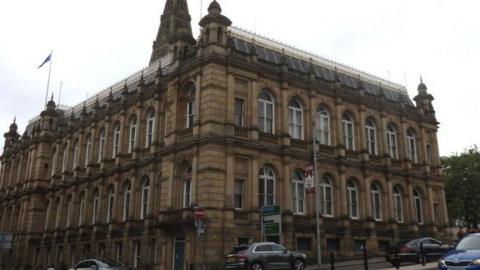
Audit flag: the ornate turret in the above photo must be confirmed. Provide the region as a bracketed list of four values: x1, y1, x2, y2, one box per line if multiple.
[413, 77, 435, 117]
[199, 0, 232, 48]
[149, 0, 196, 64]
[3, 117, 20, 151]
[40, 94, 60, 131]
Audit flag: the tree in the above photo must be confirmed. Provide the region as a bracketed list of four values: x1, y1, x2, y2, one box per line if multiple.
[442, 146, 480, 228]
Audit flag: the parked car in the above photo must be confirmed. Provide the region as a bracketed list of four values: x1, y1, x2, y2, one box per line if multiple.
[67, 259, 128, 270]
[438, 233, 480, 270]
[225, 242, 307, 270]
[386, 237, 453, 266]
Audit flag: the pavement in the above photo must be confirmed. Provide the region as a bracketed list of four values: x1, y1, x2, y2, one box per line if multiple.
[306, 257, 438, 270]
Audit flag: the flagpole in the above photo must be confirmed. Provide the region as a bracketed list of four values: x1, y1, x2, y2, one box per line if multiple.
[44, 53, 53, 107]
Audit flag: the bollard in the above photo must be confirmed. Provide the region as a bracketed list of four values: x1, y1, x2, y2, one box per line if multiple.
[394, 248, 400, 269]
[330, 251, 335, 270]
[420, 243, 426, 266]
[363, 247, 369, 270]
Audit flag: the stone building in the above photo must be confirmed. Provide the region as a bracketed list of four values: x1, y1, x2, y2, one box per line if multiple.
[0, 0, 448, 269]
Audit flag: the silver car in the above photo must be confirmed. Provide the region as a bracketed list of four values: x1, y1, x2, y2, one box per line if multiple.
[68, 259, 128, 270]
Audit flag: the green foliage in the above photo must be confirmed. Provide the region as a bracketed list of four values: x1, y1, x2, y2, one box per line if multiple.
[442, 145, 480, 227]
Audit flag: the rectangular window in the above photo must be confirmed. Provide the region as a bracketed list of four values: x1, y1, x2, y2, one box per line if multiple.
[183, 180, 191, 208]
[237, 237, 249, 245]
[434, 203, 439, 222]
[70, 245, 76, 265]
[134, 241, 141, 269]
[186, 101, 195, 128]
[234, 98, 245, 127]
[234, 179, 244, 209]
[115, 242, 123, 262]
[326, 239, 340, 252]
[378, 241, 390, 253]
[353, 240, 366, 253]
[97, 243, 104, 259]
[296, 238, 312, 251]
[426, 144, 433, 164]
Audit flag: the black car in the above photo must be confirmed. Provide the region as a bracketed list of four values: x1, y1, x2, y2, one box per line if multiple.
[385, 237, 454, 266]
[225, 242, 307, 270]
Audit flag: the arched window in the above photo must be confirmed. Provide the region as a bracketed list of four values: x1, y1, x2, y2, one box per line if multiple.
[406, 129, 417, 163]
[257, 91, 275, 134]
[370, 183, 382, 221]
[65, 196, 73, 227]
[386, 124, 398, 159]
[186, 84, 195, 128]
[288, 100, 304, 140]
[92, 190, 99, 225]
[62, 145, 68, 173]
[85, 134, 92, 167]
[342, 113, 355, 150]
[98, 128, 106, 162]
[51, 148, 57, 177]
[291, 170, 305, 214]
[259, 166, 275, 207]
[146, 110, 155, 147]
[54, 198, 61, 228]
[393, 186, 403, 223]
[106, 186, 114, 223]
[113, 123, 121, 157]
[72, 141, 79, 169]
[365, 119, 377, 155]
[123, 181, 131, 221]
[128, 116, 137, 153]
[183, 167, 192, 208]
[78, 192, 86, 226]
[315, 107, 331, 145]
[346, 179, 359, 219]
[320, 175, 334, 217]
[413, 189, 423, 224]
[140, 177, 150, 219]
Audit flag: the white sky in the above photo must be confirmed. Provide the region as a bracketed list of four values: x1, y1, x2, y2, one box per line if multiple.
[0, 0, 479, 156]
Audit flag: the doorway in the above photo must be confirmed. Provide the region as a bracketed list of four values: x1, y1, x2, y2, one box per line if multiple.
[172, 237, 185, 270]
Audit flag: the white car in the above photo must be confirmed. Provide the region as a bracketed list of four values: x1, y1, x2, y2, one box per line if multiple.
[68, 259, 128, 270]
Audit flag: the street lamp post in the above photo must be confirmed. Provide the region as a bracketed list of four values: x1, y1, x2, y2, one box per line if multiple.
[312, 113, 322, 265]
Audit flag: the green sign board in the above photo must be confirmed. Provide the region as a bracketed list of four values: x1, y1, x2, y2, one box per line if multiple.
[261, 205, 281, 237]
[263, 222, 280, 235]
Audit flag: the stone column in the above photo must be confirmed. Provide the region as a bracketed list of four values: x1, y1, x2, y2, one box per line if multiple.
[225, 145, 235, 208]
[358, 105, 366, 152]
[194, 73, 202, 135]
[363, 176, 371, 219]
[280, 83, 289, 138]
[385, 179, 394, 221]
[250, 80, 259, 140]
[426, 183, 435, 225]
[282, 158, 290, 212]
[400, 118, 408, 161]
[153, 98, 162, 145]
[251, 157, 259, 209]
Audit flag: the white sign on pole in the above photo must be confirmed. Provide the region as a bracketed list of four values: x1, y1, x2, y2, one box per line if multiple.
[304, 164, 315, 193]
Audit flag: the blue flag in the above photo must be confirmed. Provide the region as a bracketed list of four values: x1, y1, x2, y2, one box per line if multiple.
[38, 52, 52, 69]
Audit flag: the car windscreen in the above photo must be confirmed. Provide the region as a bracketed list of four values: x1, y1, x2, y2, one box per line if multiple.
[99, 259, 123, 267]
[230, 245, 249, 254]
[456, 236, 480, 250]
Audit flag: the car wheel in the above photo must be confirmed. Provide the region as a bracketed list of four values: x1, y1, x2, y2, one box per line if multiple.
[293, 259, 305, 270]
[251, 262, 263, 270]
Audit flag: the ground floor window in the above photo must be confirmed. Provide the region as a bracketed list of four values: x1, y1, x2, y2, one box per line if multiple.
[237, 237, 249, 245]
[296, 238, 312, 251]
[265, 236, 279, 244]
[378, 241, 390, 253]
[327, 239, 340, 252]
[353, 239, 366, 253]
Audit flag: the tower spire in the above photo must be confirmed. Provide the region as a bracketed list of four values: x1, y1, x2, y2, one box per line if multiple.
[150, 0, 196, 64]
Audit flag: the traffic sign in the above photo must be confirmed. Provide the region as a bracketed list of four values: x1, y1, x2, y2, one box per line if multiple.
[194, 206, 205, 219]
